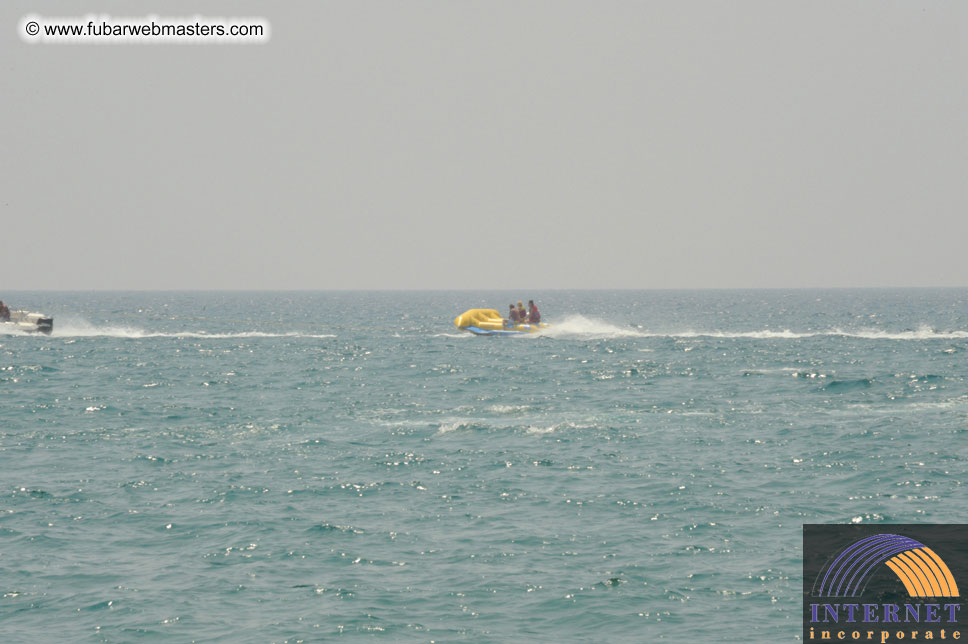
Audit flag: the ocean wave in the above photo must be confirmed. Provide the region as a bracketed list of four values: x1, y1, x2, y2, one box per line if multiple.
[523, 421, 601, 435]
[525, 425, 558, 435]
[820, 378, 875, 392]
[435, 420, 488, 435]
[435, 418, 599, 436]
[487, 404, 531, 414]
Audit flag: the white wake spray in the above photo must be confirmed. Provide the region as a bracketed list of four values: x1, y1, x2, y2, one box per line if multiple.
[37, 318, 335, 339]
[538, 315, 650, 339]
[658, 325, 968, 341]
[533, 317, 966, 341]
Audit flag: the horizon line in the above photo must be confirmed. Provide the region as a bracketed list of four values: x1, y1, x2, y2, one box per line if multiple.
[4, 286, 967, 293]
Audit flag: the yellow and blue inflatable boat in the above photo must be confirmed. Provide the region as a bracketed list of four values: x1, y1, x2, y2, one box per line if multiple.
[454, 309, 549, 336]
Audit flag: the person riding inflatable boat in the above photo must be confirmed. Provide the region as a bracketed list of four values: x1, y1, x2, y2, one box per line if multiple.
[453, 308, 549, 336]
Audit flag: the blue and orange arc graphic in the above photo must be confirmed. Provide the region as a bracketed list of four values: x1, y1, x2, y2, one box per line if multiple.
[817, 533, 960, 598]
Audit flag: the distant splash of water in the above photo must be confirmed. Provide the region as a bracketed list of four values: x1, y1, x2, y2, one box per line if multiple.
[528, 316, 968, 341]
[659, 324, 968, 340]
[539, 315, 649, 339]
[434, 417, 601, 436]
[0, 318, 335, 339]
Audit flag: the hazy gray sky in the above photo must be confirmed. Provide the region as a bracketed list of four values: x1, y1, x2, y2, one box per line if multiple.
[3, 2, 966, 289]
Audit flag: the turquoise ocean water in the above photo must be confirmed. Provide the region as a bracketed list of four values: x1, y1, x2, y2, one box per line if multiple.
[2, 290, 966, 642]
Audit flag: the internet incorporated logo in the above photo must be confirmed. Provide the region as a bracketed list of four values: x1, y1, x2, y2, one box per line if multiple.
[816, 534, 960, 599]
[803, 525, 965, 643]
